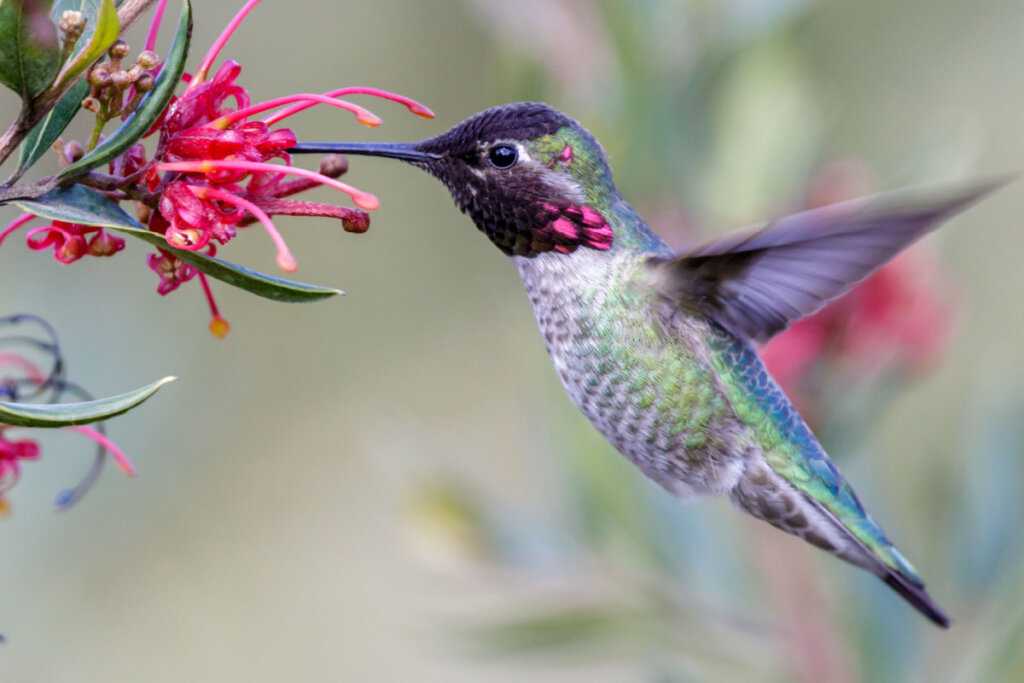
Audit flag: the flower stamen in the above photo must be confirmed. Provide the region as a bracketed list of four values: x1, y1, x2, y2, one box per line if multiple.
[197, 272, 231, 338]
[262, 87, 434, 126]
[191, 184, 297, 272]
[210, 93, 383, 130]
[156, 160, 380, 209]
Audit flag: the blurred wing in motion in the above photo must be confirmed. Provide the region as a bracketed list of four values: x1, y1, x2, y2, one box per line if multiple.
[651, 179, 1006, 343]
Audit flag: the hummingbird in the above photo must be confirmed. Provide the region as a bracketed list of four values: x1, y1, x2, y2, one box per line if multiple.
[291, 102, 1000, 627]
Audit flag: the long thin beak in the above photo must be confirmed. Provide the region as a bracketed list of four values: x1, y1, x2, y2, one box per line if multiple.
[288, 141, 440, 162]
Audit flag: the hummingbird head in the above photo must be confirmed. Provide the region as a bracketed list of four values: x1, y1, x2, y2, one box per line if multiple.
[291, 102, 618, 256]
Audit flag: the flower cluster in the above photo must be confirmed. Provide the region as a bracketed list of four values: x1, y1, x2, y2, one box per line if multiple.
[0, 315, 132, 514]
[1, 0, 432, 336]
[0, 427, 40, 515]
[1, 212, 125, 265]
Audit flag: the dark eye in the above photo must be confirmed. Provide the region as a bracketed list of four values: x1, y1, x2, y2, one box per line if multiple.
[488, 145, 518, 169]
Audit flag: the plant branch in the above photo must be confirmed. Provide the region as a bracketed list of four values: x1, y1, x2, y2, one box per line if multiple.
[0, 0, 161, 180]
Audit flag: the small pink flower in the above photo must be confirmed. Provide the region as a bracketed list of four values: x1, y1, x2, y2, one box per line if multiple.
[25, 221, 125, 264]
[146, 249, 197, 295]
[0, 427, 41, 484]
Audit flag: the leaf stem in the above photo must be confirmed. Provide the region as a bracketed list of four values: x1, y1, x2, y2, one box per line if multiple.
[87, 101, 110, 152]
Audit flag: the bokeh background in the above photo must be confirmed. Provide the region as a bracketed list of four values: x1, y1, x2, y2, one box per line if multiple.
[2, 0, 1024, 681]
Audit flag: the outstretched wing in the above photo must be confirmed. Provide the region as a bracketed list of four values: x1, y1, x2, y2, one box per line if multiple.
[650, 179, 1006, 343]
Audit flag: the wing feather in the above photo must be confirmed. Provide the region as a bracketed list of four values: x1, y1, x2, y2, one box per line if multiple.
[652, 179, 1007, 342]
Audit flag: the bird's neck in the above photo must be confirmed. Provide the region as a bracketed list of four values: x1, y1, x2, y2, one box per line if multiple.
[602, 196, 674, 257]
[510, 198, 671, 307]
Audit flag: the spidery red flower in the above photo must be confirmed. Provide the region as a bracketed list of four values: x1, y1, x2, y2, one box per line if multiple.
[1, 0, 433, 337]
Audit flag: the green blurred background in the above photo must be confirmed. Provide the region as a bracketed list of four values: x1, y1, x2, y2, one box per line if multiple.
[2, 0, 1024, 681]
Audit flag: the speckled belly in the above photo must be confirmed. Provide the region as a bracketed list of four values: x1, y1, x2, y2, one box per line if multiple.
[513, 251, 754, 499]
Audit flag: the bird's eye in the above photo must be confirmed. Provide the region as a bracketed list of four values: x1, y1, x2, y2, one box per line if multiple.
[488, 145, 518, 169]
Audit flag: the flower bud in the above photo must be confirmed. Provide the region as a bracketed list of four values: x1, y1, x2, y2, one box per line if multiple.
[319, 154, 349, 178]
[108, 40, 130, 59]
[135, 73, 156, 93]
[137, 50, 160, 70]
[63, 140, 84, 163]
[342, 212, 370, 234]
[59, 10, 86, 37]
[110, 69, 132, 90]
[87, 65, 111, 88]
[81, 96, 100, 112]
[126, 64, 144, 82]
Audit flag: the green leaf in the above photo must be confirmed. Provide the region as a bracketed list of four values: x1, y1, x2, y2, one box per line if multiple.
[0, 376, 175, 427]
[16, 78, 88, 174]
[53, 0, 118, 90]
[13, 1, 120, 175]
[14, 184, 343, 303]
[113, 226, 343, 303]
[0, 0, 61, 100]
[59, 0, 191, 178]
[14, 182, 144, 228]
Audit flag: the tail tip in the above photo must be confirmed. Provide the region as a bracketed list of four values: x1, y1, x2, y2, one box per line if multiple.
[882, 573, 951, 628]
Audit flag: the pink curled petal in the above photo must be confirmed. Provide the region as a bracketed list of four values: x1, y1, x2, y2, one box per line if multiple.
[0, 213, 36, 248]
[65, 425, 136, 476]
[25, 226, 61, 251]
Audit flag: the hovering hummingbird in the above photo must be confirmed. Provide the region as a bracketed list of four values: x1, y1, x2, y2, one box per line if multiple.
[291, 102, 1000, 627]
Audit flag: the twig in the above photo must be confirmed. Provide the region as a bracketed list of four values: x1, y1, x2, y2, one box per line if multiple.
[0, 0, 161, 180]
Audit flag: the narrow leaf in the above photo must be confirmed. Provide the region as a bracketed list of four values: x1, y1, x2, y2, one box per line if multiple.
[0, 0, 61, 100]
[14, 182, 144, 228]
[59, 0, 191, 178]
[14, 0, 119, 175]
[112, 226, 344, 302]
[0, 376, 175, 428]
[15, 185, 343, 303]
[16, 78, 88, 174]
[53, 0, 118, 90]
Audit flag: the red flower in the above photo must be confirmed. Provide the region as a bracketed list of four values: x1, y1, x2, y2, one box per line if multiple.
[25, 221, 126, 263]
[1, 0, 433, 337]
